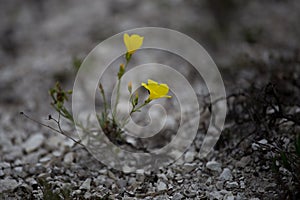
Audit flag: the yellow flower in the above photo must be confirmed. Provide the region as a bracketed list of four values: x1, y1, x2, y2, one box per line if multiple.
[123, 33, 144, 55]
[141, 79, 172, 100]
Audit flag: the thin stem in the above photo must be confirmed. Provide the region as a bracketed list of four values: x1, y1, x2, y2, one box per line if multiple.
[113, 60, 129, 119]
[120, 99, 150, 128]
[99, 84, 108, 117]
[130, 100, 150, 115]
[20, 112, 84, 147]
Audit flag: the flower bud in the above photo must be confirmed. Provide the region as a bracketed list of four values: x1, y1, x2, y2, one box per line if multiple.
[128, 81, 132, 94]
[133, 92, 139, 106]
[118, 64, 125, 79]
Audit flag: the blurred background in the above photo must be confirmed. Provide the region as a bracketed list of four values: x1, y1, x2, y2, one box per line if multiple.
[1, 0, 299, 116]
[0, 0, 300, 199]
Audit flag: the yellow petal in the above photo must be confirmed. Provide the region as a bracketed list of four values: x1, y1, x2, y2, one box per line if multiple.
[141, 82, 150, 91]
[123, 33, 144, 54]
[147, 79, 157, 85]
[123, 33, 130, 50]
[141, 79, 172, 100]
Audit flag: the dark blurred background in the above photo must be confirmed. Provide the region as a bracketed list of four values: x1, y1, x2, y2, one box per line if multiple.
[1, 0, 299, 115]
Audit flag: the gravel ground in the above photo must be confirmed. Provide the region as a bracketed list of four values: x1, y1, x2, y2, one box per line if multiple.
[1, 0, 300, 199]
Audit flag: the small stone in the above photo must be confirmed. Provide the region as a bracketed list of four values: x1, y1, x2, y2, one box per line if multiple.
[209, 191, 222, 200]
[39, 156, 51, 163]
[122, 165, 135, 173]
[80, 178, 91, 191]
[240, 181, 245, 189]
[117, 179, 127, 188]
[47, 135, 63, 149]
[157, 173, 168, 181]
[4, 146, 23, 161]
[63, 152, 74, 164]
[236, 193, 244, 200]
[182, 163, 197, 173]
[99, 169, 107, 174]
[136, 169, 144, 174]
[251, 143, 259, 150]
[166, 169, 174, 179]
[183, 190, 197, 198]
[104, 178, 114, 188]
[0, 178, 19, 192]
[157, 181, 167, 191]
[23, 134, 45, 153]
[265, 182, 276, 190]
[64, 139, 75, 147]
[205, 177, 212, 185]
[108, 170, 116, 180]
[177, 179, 183, 184]
[52, 151, 62, 157]
[226, 181, 239, 189]
[206, 161, 222, 172]
[184, 151, 195, 163]
[225, 193, 235, 200]
[258, 139, 268, 144]
[219, 168, 233, 181]
[13, 166, 26, 178]
[216, 181, 224, 190]
[173, 192, 184, 200]
[73, 189, 81, 195]
[84, 191, 92, 199]
[236, 156, 251, 168]
[165, 116, 177, 130]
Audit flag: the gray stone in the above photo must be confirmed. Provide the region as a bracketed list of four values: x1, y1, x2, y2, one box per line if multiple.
[108, 170, 116, 180]
[84, 191, 92, 199]
[226, 181, 239, 189]
[47, 135, 64, 149]
[258, 139, 268, 144]
[172, 192, 184, 200]
[167, 169, 174, 179]
[80, 178, 91, 191]
[251, 143, 259, 150]
[157, 181, 167, 191]
[225, 193, 235, 200]
[240, 181, 245, 189]
[64, 152, 74, 164]
[184, 151, 195, 163]
[4, 146, 23, 161]
[219, 168, 233, 181]
[182, 163, 197, 173]
[117, 179, 127, 188]
[52, 150, 62, 157]
[216, 181, 224, 190]
[209, 191, 222, 200]
[157, 173, 168, 181]
[205, 177, 212, 185]
[206, 161, 222, 172]
[236, 156, 251, 168]
[23, 133, 45, 153]
[39, 156, 51, 163]
[183, 189, 197, 198]
[0, 178, 19, 192]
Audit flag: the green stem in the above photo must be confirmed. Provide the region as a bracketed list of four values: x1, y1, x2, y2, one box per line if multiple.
[120, 99, 151, 128]
[99, 84, 108, 117]
[130, 100, 150, 115]
[112, 60, 129, 119]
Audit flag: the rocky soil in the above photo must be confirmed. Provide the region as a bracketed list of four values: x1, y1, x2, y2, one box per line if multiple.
[1, 0, 299, 199]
